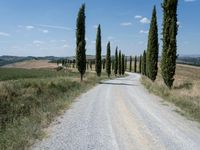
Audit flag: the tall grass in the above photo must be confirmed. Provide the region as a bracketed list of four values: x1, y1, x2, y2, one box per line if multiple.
[141, 65, 200, 122]
[0, 69, 108, 150]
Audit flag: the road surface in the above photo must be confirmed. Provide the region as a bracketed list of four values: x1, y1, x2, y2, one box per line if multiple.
[32, 73, 200, 150]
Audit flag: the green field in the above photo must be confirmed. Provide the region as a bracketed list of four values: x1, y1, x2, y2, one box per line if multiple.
[0, 68, 79, 81]
[0, 68, 109, 150]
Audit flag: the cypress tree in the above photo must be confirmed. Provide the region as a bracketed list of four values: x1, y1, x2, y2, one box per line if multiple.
[76, 4, 86, 81]
[112, 59, 115, 71]
[161, 0, 178, 89]
[139, 55, 142, 73]
[122, 54, 125, 75]
[102, 59, 106, 70]
[96, 24, 102, 77]
[106, 42, 111, 78]
[141, 51, 146, 75]
[129, 56, 132, 72]
[90, 61, 92, 70]
[119, 50, 122, 75]
[125, 57, 127, 71]
[146, 6, 159, 81]
[114, 47, 118, 76]
[134, 56, 137, 73]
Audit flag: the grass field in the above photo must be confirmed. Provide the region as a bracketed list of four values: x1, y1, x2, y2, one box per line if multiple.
[0, 67, 110, 150]
[0, 68, 78, 81]
[142, 64, 200, 122]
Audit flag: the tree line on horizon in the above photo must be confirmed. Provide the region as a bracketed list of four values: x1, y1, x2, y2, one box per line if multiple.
[76, 0, 178, 89]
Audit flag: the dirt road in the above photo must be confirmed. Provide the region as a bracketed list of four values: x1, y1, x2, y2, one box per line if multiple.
[32, 73, 200, 150]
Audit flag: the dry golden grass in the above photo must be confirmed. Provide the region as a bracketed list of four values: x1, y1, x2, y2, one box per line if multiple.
[142, 64, 200, 122]
[2, 60, 57, 69]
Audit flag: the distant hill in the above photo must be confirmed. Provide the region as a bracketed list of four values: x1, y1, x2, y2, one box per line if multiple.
[1, 54, 200, 67]
[0, 55, 65, 67]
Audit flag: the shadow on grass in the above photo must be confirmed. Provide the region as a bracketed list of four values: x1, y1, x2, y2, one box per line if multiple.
[174, 82, 193, 90]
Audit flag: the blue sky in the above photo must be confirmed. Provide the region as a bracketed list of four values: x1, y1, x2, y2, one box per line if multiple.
[0, 0, 199, 57]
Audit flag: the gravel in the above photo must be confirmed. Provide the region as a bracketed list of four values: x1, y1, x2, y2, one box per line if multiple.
[32, 73, 200, 150]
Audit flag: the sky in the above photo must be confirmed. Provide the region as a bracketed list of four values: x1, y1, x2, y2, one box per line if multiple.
[0, 0, 199, 57]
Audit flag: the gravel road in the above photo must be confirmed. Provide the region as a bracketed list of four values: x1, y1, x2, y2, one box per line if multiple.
[32, 73, 200, 150]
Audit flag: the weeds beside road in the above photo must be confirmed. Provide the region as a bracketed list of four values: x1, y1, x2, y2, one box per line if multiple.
[0, 68, 109, 150]
[142, 64, 200, 123]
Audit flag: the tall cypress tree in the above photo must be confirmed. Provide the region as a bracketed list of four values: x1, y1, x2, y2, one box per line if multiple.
[129, 56, 132, 72]
[106, 42, 111, 78]
[76, 4, 86, 81]
[125, 57, 127, 71]
[139, 55, 142, 73]
[119, 50, 122, 75]
[102, 59, 106, 70]
[114, 47, 118, 76]
[122, 54, 125, 75]
[96, 24, 102, 77]
[147, 6, 159, 81]
[161, 0, 178, 89]
[134, 56, 137, 73]
[141, 51, 147, 75]
[112, 59, 115, 71]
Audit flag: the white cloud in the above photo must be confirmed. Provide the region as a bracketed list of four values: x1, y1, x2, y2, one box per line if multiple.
[42, 30, 49, 33]
[91, 40, 96, 44]
[38, 24, 71, 30]
[0, 32, 10, 37]
[140, 30, 149, 34]
[93, 25, 98, 29]
[26, 26, 35, 30]
[33, 40, 44, 44]
[62, 44, 69, 48]
[140, 17, 150, 24]
[120, 22, 132, 26]
[135, 15, 142, 19]
[185, 0, 196, 1]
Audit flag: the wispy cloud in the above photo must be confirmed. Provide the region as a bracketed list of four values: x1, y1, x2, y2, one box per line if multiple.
[184, 0, 196, 2]
[107, 36, 115, 40]
[42, 30, 49, 33]
[33, 40, 44, 45]
[140, 30, 149, 34]
[93, 25, 98, 29]
[120, 22, 132, 26]
[26, 26, 35, 30]
[0, 32, 10, 37]
[134, 15, 142, 19]
[62, 44, 70, 48]
[140, 17, 150, 24]
[37, 24, 72, 31]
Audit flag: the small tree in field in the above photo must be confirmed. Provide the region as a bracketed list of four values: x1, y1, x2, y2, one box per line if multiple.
[119, 50, 122, 75]
[134, 56, 137, 73]
[106, 42, 111, 78]
[76, 4, 86, 81]
[114, 47, 118, 76]
[96, 24, 102, 77]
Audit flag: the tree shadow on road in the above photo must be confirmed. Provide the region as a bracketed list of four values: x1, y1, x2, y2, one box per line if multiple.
[99, 81, 139, 87]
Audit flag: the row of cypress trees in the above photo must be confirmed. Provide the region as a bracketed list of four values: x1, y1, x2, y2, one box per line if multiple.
[76, 4, 127, 80]
[76, 0, 178, 89]
[141, 0, 178, 89]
